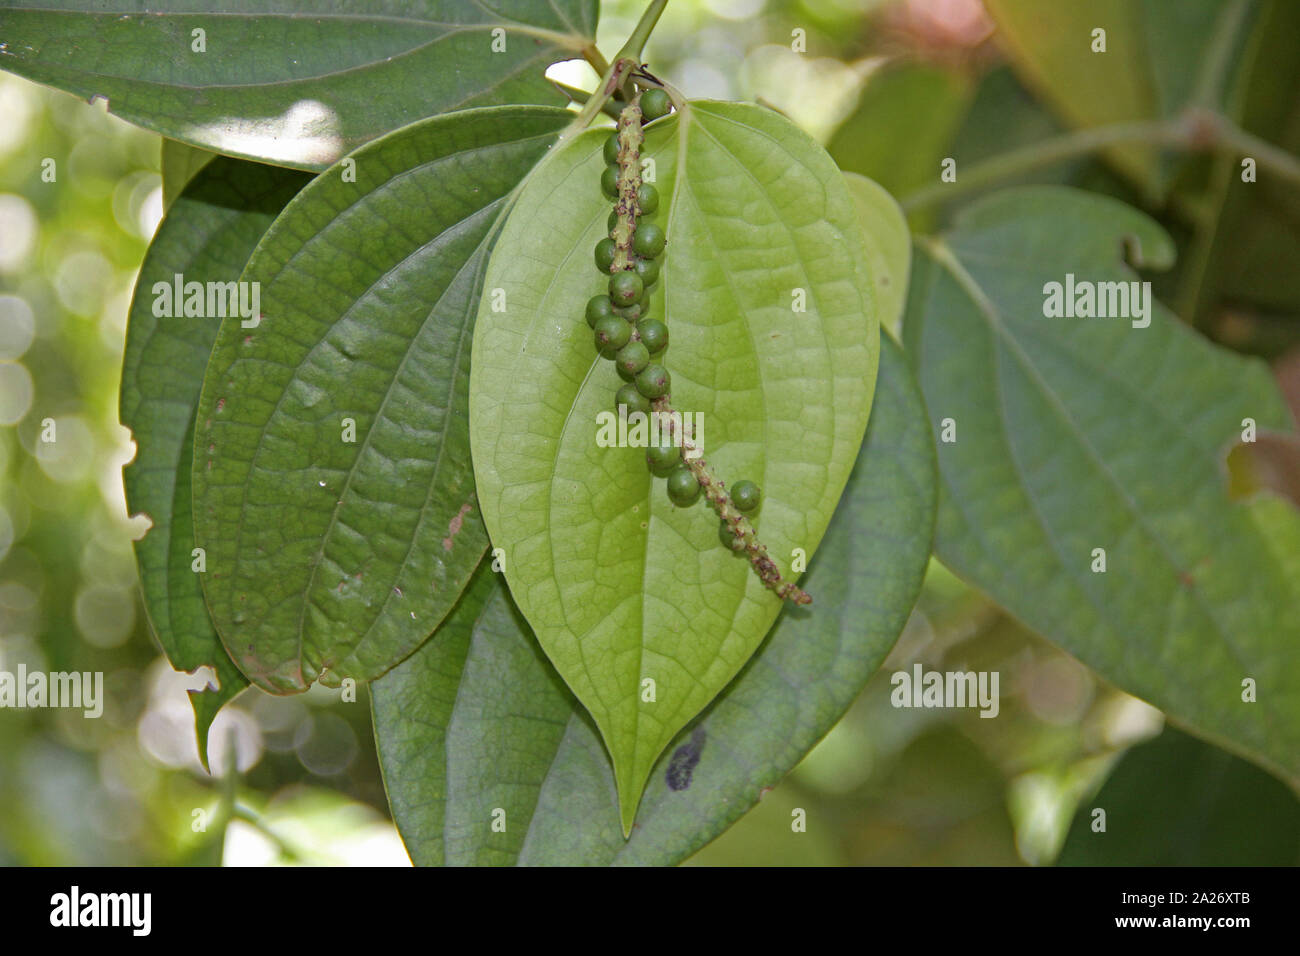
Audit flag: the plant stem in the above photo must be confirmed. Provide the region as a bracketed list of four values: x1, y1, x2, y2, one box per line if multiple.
[567, 57, 628, 133]
[617, 0, 669, 64]
[561, 1, 669, 137]
[231, 804, 309, 863]
[550, 79, 625, 120]
[1187, 0, 1252, 111]
[1215, 119, 1300, 187]
[900, 119, 1180, 212]
[900, 111, 1300, 212]
[582, 44, 611, 77]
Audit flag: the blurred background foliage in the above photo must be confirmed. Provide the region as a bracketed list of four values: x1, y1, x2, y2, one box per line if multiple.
[1, 0, 1297, 865]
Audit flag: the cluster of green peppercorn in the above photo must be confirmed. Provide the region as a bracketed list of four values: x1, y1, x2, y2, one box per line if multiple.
[586, 88, 762, 522]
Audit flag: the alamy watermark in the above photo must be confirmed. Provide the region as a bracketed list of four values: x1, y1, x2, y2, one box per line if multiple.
[1042, 273, 1152, 328]
[50, 886, 150, 936]
[595, 408, 703, 459]
[0, 665, 103, 718]
[152, 273, 261, 327]
[890, 664, 1000, 718]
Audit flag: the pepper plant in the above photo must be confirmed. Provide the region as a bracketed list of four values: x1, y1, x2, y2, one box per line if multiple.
[3, 0, 1298, 865]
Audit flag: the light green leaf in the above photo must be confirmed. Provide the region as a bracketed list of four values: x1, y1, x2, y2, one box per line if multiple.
[193, 105, 571, 693]
[0, 0, 596, 169]
[375, 335, 934, 865]
[903, 185, 1300, 784]
[845, 172, 910, 337]
[470, 101, 879, 832]
[122, 157, 309, 762]
[1058, 727, 1300, 865]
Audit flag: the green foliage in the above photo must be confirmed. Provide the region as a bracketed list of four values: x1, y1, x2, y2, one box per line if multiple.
[122, 157, 309, 760]
[984, 0, 1239, 199]
[373, 336, 934, 864]
[469, 101, 880, 831]
[904, 186, 1300, 784]
[1058, 727, 1300, 865]
[192, 106, 571, 693]
[0, 0, 597, 169]
[845, 173, 910, 337]
[6, 0, 1299, 868]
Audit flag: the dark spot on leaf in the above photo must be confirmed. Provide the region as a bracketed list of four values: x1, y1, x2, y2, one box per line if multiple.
[665, 726, 706, 792]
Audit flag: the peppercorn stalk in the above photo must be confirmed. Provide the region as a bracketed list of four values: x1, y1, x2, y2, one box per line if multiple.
[608, 96, 812, 606]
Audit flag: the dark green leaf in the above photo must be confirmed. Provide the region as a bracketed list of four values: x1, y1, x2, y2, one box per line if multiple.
[903, 185, 1300, 784]
[122, 157, 310, 761]
[1058, 727, 1300, 865]
[0, 0, 597, 169]
[373, 334, 935, 865]
[192, 105, 571, 693]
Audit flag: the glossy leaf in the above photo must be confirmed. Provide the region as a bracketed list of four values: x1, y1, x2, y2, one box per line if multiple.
[845, 172, 910, 337]
[122, 157, 310, 760]
[193, 105, 571, 693]
[903, 185, 1300, 784]
[1058, 727, 1300, 865]
[375, 335, 934, 864]
[469, 101, 880, 831]
[0, 0, 596, 169]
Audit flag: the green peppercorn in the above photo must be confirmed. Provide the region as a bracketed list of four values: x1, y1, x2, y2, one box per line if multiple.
[633, 223, 666, 259]
[634, 256, 660, 287]
[719, 520, 743, 550]
[616, 302, 644, 323]
[601, 164, 620, 199]
[603, 132, 620, 165]
[608, 209, 620, 233]
[609, 271, 644, 307]
[615, 383, 651, 417]
[635, 363, 670, 398]
[641, 89, 671, 122]
[586, 295, 615, 329]
[731, 480, 761, 512]
[636, 318, 668, 354]
[615, 340, 650, 377]
[645, 437, 681, 476]
[666, 464, 701, 506]
[595, 238, 616, 273]
[593, 314, 631, 356]
[638, 183, 659, 215]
